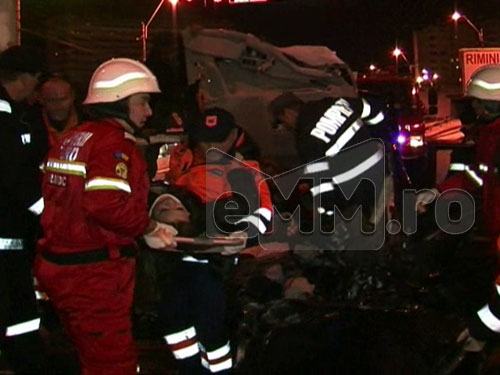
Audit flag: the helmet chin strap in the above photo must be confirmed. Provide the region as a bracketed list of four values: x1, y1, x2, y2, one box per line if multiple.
[84, 100, 141, 134]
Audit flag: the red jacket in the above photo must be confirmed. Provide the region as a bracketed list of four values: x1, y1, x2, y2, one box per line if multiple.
[439, 117, 500, 236]
[439, 117, 500, 340]
[40, 118, 150, 254]
[174, 159, 273, 235]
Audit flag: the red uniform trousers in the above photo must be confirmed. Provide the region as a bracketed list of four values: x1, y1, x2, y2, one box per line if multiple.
[35, 255, 136, 375]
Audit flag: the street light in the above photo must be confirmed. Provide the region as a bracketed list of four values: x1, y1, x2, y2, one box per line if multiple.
[392, 46, 410, 75]
[451, 10, 484, 47]
[140, 0, 178, 62]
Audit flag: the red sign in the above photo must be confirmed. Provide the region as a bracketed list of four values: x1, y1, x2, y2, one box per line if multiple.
[459, 48, 500, 92]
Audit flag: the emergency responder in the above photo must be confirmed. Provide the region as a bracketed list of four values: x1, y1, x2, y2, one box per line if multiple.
[0, 45, 48, 375]
[39, 75, 81, 147]
[34, 58, 178, 375]
[156, 108, 273, 374]
[417, 65, 500, 353]
[269, 92, 386, 250]
[24, 74, 82, 164]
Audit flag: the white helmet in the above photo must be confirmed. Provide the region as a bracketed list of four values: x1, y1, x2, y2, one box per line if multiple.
[466, 65, 500, 101]
[83, 58, 161, 104]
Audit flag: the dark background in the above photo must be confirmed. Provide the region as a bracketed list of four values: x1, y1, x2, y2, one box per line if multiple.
[22, 0, 499, 71]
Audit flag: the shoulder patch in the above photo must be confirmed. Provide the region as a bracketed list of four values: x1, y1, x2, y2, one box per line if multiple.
[205, 115, 218, 128]
[114, 152, 129, 161]
[115, 162, 128, 179]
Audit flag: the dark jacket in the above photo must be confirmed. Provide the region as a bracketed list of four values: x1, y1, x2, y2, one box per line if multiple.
[0, 86, 43, 247]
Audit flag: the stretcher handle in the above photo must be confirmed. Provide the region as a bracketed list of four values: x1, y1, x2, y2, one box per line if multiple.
[174, 236, 245, 246]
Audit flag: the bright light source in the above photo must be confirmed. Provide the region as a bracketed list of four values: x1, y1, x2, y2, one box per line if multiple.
[392, 47, 402, 57]
[369, 64, 376, 71]
[416, 76, 424, 84]
[432, 73, 439, 80]
[397, 134, 407, 144]
[411, 87, 417, 96]
[421, 68, 428, 75]
[409, 136, 424, 148]
[423, 74, 429, 81]
[169, 0, 179, 5]
[451, 11, 461, 21]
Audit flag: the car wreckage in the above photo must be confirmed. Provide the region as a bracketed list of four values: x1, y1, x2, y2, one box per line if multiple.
[138, 28, 496, 374]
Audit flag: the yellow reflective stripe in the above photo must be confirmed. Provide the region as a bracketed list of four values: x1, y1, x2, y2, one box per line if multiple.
[235, 215, 267, 234]
[361, 98, 371, 118]
[205, 341, 231, 361]
[305, 161, 329, 174]
[325, 120, 362, 157]
[471, 79, 500, 91]
[449, 163, 466, 171]
[94, 72, 148, 89]
[85, 177, 131, 193]
[366, 111, 385, 125]
[477, 304, 500, 332]
[255, 207, 272, 222]
[165, 326, 197, 345]
[207, 357, 233, 373]
[465, 167, 483, 186]
[46, 159, 87, 177]
[200, 341, 233, 372]
[171, 342, 200, 359]
[310, 182, 335, 197]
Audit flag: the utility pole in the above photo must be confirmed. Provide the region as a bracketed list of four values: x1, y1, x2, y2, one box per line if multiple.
[412, 31, 420, 82]
[16, 0, 21, 45]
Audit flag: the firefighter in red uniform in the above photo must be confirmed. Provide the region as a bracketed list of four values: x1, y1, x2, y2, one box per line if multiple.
[34, 58, 177, 375]
[155, 108, 272, 374]
[417, 65, 500, 352]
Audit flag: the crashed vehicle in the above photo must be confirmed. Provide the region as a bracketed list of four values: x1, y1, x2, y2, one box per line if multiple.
[141, 28, 497, 375]
[181, 27, 357, 169]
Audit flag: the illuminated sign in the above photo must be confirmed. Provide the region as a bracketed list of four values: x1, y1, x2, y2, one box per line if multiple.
[459, 48, 500, 92]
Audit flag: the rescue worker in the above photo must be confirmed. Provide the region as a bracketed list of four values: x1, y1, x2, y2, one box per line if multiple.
[0, 45, 47, 375]
[34, 58, 178, 375]
[269, 92, 386, 250]
[417, 65, 500, 353]
[39, 75, 81, 147]
[156, 108, 273, 374]
[24, 74, 82, 164]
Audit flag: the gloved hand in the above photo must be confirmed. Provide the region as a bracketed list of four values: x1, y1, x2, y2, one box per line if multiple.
[457, 328, 486, 352]
[415, 188, 439, 214]
[143, 221, 178, 249]
[220, 231, 248, 256]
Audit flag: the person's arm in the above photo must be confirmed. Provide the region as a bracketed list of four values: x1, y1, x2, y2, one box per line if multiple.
[0, 118, 44, 216]
[82, 137, 151, 238]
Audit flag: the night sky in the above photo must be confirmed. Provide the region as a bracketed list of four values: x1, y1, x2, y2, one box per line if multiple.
[22, 0, 499, 71]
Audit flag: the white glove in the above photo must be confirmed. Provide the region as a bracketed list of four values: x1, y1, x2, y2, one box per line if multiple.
[221, 231, 248, 256]
[415, 188, 439, 213]
[144, 222, 178, 249]
[457, 328, 486, 352]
